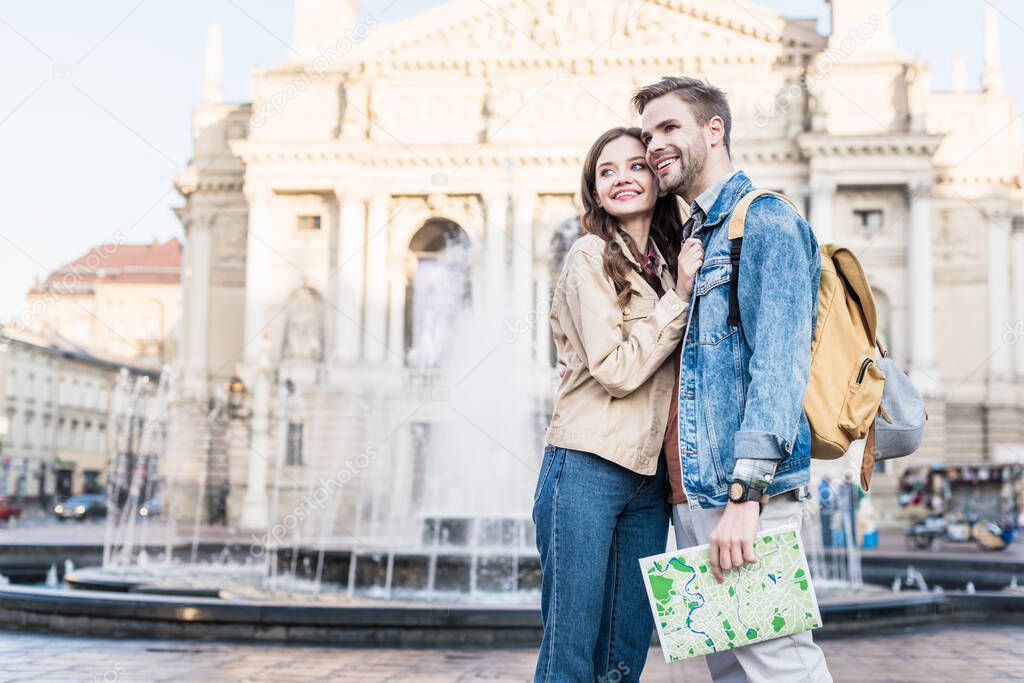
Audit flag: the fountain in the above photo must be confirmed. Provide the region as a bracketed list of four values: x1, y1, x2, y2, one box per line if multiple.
[14, 226, 1017, 645]
[254, 234, 543, 603]
[61, 228, 864, 607]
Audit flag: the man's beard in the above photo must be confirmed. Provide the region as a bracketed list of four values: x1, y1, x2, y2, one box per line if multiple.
[661, 143, 707, 199]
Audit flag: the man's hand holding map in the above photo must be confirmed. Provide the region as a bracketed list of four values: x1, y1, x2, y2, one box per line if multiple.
[640, 527, 822, 662]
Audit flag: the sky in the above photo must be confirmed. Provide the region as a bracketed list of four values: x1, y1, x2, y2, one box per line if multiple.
[1, 0, 1022, 319]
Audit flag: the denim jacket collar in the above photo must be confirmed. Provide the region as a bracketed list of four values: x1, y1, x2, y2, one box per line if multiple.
[693, 170, 754, 236]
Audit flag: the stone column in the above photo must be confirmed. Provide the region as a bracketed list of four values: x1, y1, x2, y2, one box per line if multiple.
[482, 192, 510, 328]
[907, 179, 938, 390]
[387, 252, 408, 369]
[512, 191, 537, 363]
[1012, 219, 1024, 380]
[987, 209, 1013, 382]
[534, 265, 552, 367]
[240, 337, 271, 529]
[364, 195, 390, 364]
[183, 214, 212, 391]
[334, 188, 368, 363]
[809, 177, 835, 244]
[783, 185, 810, 221]
[243, 189, 275, 365]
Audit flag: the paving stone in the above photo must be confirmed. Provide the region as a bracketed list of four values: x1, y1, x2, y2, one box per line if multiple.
[0, 625, 1019, 681]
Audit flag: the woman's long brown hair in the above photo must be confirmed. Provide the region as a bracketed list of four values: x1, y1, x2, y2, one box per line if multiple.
[580, 127, 685, 306]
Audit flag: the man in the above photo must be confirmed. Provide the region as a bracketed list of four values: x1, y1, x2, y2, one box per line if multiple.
[636, 76, 832, 682]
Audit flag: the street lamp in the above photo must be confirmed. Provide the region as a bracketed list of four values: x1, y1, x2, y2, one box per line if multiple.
[226, 376, 247, 418]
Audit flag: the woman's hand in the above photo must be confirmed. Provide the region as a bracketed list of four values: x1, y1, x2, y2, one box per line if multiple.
[675, 237, 704, 301]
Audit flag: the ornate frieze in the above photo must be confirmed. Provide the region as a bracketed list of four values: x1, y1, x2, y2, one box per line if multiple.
[368, 0, 820, 70]
[798, 133, 943, 158]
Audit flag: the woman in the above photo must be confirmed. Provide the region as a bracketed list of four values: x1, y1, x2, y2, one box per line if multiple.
[533, 127, 703, 682]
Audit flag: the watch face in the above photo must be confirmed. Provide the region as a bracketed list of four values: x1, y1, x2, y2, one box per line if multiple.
[729, 482, 744, 501]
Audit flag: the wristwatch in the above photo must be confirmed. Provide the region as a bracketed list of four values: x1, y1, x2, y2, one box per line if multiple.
[728, 480, 770, 508]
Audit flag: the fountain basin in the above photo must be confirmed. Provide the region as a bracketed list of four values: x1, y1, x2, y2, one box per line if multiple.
[1, 585, 1022, 647]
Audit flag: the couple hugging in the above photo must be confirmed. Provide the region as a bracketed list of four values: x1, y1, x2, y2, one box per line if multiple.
[534, 76, 833, 682]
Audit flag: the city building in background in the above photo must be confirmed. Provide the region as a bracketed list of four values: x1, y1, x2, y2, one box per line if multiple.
[169, 0, 1024, 527]
[0, 327, 157, 503]
[24, 237, 182, 366]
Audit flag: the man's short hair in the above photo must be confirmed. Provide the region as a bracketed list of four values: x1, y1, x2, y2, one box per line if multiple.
[632, 76, 732, 154]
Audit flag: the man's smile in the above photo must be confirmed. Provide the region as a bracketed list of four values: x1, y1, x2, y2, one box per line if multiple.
[655, 156, 679, 175]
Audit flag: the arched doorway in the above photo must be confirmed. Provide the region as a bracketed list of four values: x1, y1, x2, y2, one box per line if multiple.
[549, 216, 582, 279]
[404, 218, 471, 369]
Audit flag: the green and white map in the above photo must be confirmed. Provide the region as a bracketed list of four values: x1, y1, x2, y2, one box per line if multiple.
[640, 528, 821, 662]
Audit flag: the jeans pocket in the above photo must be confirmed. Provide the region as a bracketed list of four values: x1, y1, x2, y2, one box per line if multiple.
[533, 445, 560, 505]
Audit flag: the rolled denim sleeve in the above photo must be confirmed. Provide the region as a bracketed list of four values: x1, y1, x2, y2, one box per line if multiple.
[732, 458, 777, 492]
[732, 197, 819, 462]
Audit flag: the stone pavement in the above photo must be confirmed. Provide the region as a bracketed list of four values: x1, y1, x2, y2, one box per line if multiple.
[0, 624, 1020, 682]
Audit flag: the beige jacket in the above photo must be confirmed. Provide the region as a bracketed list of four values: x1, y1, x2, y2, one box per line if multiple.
[545, 231, 689, 475]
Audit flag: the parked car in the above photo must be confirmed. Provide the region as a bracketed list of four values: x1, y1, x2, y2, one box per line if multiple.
[0, 497, 22, 522]
[138, 495, 161, 518]
[54, 494, 107, 522]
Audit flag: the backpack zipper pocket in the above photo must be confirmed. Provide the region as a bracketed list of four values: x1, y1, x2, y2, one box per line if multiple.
[856, 358, 873, 384]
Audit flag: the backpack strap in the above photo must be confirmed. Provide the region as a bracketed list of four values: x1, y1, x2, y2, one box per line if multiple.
[861, 418, 878, 491]
[725, 190, 800, 328]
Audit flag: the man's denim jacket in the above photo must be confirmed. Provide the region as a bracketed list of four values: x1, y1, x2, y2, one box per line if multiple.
[677, 171, 820, 509]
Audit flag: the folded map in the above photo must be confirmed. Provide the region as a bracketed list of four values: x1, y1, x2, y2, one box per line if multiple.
[639, 527, 822, 662]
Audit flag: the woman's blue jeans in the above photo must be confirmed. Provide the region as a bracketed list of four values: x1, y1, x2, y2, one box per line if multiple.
[532, 445, 669, 683]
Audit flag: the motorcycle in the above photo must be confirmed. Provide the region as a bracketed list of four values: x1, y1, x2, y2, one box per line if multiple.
[905, 513, 1015, 552]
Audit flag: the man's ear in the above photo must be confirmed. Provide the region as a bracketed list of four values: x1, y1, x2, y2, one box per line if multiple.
[706, 115, 726, 148]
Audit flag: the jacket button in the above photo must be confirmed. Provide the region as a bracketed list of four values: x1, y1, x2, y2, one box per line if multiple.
[623, 307, 631, 315]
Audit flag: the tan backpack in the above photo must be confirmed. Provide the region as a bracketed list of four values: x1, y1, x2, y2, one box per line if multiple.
[726, 191, 886, 480]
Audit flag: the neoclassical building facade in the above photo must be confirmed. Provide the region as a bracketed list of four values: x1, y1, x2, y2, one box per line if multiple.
[171, 0, 1024, 529]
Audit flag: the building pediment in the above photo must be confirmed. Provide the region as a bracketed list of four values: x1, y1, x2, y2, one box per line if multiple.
[362, 0, 822, 68]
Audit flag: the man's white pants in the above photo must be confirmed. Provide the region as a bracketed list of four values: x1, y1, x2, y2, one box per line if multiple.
[671, 497, 833, 683]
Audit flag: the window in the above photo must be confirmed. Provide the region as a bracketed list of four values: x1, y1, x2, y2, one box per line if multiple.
[4, 407, 17, 445]
[286, 422, 304, 466]
[296, 215, 321, 231]
[23, 411, 34, 448]
[42, 415, 52, 448]
[854, 209, 884, 230]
